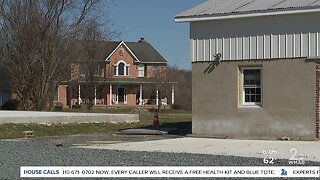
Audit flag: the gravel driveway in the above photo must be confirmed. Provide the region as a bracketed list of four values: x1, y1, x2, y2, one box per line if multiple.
[1, 134, 319, 179]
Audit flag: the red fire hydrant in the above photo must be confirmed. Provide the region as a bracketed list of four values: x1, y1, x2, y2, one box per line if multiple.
[152, 109, 160, 129]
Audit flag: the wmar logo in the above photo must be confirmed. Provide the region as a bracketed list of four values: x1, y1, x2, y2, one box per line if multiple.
[288, 148, 306, 165]
[281, 169, 287, 176]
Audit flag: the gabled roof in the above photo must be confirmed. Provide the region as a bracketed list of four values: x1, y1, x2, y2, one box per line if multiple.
[71, 40, 118, 62]
[99, 41, 120, 59]
[104, 41, 167, 64]
[175, 0, 320, 22]
[125, 42, 167, 63]
[104, 41, 141, 62]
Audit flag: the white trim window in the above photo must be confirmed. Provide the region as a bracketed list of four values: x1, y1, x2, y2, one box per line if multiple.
[242, 67, 262, 106]
[138, 64, 145, 77]
[114, 60, 130, 76]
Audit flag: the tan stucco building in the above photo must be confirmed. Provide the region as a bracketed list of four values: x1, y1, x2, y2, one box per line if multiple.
[175, 0, 320, 140]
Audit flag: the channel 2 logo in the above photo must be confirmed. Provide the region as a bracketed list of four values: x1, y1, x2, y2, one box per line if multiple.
[288, 148, 305, 165]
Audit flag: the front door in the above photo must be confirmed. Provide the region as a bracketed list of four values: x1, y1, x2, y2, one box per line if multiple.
[117, 87, 127, 104]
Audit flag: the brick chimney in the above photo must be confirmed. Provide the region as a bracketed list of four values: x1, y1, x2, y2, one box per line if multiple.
[138, 38, 146, 43]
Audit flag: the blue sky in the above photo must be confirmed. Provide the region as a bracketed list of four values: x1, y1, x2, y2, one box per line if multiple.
[108, 0, 207, 70]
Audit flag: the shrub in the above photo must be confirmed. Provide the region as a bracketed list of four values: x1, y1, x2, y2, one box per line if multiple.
[72, 103, 82, 109]
[171, 103, 182, 110]
[1, 99, 20, 110]
[53, 102, 63, 111]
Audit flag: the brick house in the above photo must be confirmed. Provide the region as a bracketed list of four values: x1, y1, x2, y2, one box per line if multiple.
[176, 0, 320, 140]
[58, 38, 175, 108]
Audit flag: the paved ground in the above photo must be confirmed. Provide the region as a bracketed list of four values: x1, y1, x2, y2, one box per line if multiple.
[121, 128, 178, 135]
[5, 138, 319, 180]
[17, 133, 182, 146]
[19, 133, 320, 162]
[74, 137, 320, 162]
[3, 134, 319, 179]
[12, 133, 320, 162]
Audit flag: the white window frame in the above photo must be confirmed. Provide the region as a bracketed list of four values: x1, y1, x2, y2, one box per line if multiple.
[114, 60, 130, 76]
[125, 66, 129, 76]
[138, 64, 145, 77]
[241, 67, 262, 107]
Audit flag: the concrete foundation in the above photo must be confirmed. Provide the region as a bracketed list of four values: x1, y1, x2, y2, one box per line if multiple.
[0, 111, 139, 124]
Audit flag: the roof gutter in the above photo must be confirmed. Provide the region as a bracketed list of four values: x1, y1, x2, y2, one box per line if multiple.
[139, 62, 167, 64]
[175, 8, 320, 23]
[306, 56, 320, 62]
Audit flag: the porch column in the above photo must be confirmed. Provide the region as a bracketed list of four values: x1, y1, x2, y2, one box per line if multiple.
[94, 85, 97, 105]
[109, 84, 112, 105]
[68, 84, 72, 108]
[67, 83, 73, 109]
[57, 86, 60, 102]
[139, 85, 143, 105]
[171, 85, 175, 104]
[78, 84, 81, 104]
[156, 88, 159, 106]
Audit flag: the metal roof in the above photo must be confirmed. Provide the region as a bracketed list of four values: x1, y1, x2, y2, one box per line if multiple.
[175, 0, 320, 21]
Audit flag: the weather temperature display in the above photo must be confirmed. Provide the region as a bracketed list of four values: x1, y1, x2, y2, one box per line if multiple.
[263, 149, 278, 164]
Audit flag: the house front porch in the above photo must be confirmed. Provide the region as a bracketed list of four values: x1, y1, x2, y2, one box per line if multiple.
[58, 78, 177, 109]
[92, 105, 172, 110]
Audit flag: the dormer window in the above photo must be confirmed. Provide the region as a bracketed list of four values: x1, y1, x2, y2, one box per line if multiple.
[114, 60, 129, 76]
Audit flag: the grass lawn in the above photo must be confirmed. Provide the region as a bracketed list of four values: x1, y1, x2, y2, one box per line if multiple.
[0, 108, 191, 139]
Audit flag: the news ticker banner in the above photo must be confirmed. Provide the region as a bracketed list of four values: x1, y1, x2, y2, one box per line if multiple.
[21, 166, 320, 178]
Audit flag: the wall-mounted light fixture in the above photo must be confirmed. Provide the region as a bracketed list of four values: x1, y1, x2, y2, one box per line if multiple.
[213, 53, 222, 62]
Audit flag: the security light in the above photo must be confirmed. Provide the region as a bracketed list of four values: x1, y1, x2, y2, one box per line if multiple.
[213, 53, 222, 62]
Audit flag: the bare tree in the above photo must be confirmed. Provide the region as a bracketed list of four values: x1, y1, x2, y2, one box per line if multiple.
[140, 66, 171, 111]
[75, 19, 120, 111]
[155, 66, 170, 111]
[167, 66, 192, 110]
[0, 0, 115, 111]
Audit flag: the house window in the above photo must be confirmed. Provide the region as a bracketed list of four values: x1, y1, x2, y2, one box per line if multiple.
[241, 67, 262, 106]
[95, 65, 101, 76]
[53, 87, 59, 102]
[138, 64, 145, 77]
[79, 64, 86, 76]
[118, 62, 125, 75]
[152, 65, 159, 77]
[114, 60, 130, 76]
[126, 66, 129, 76]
